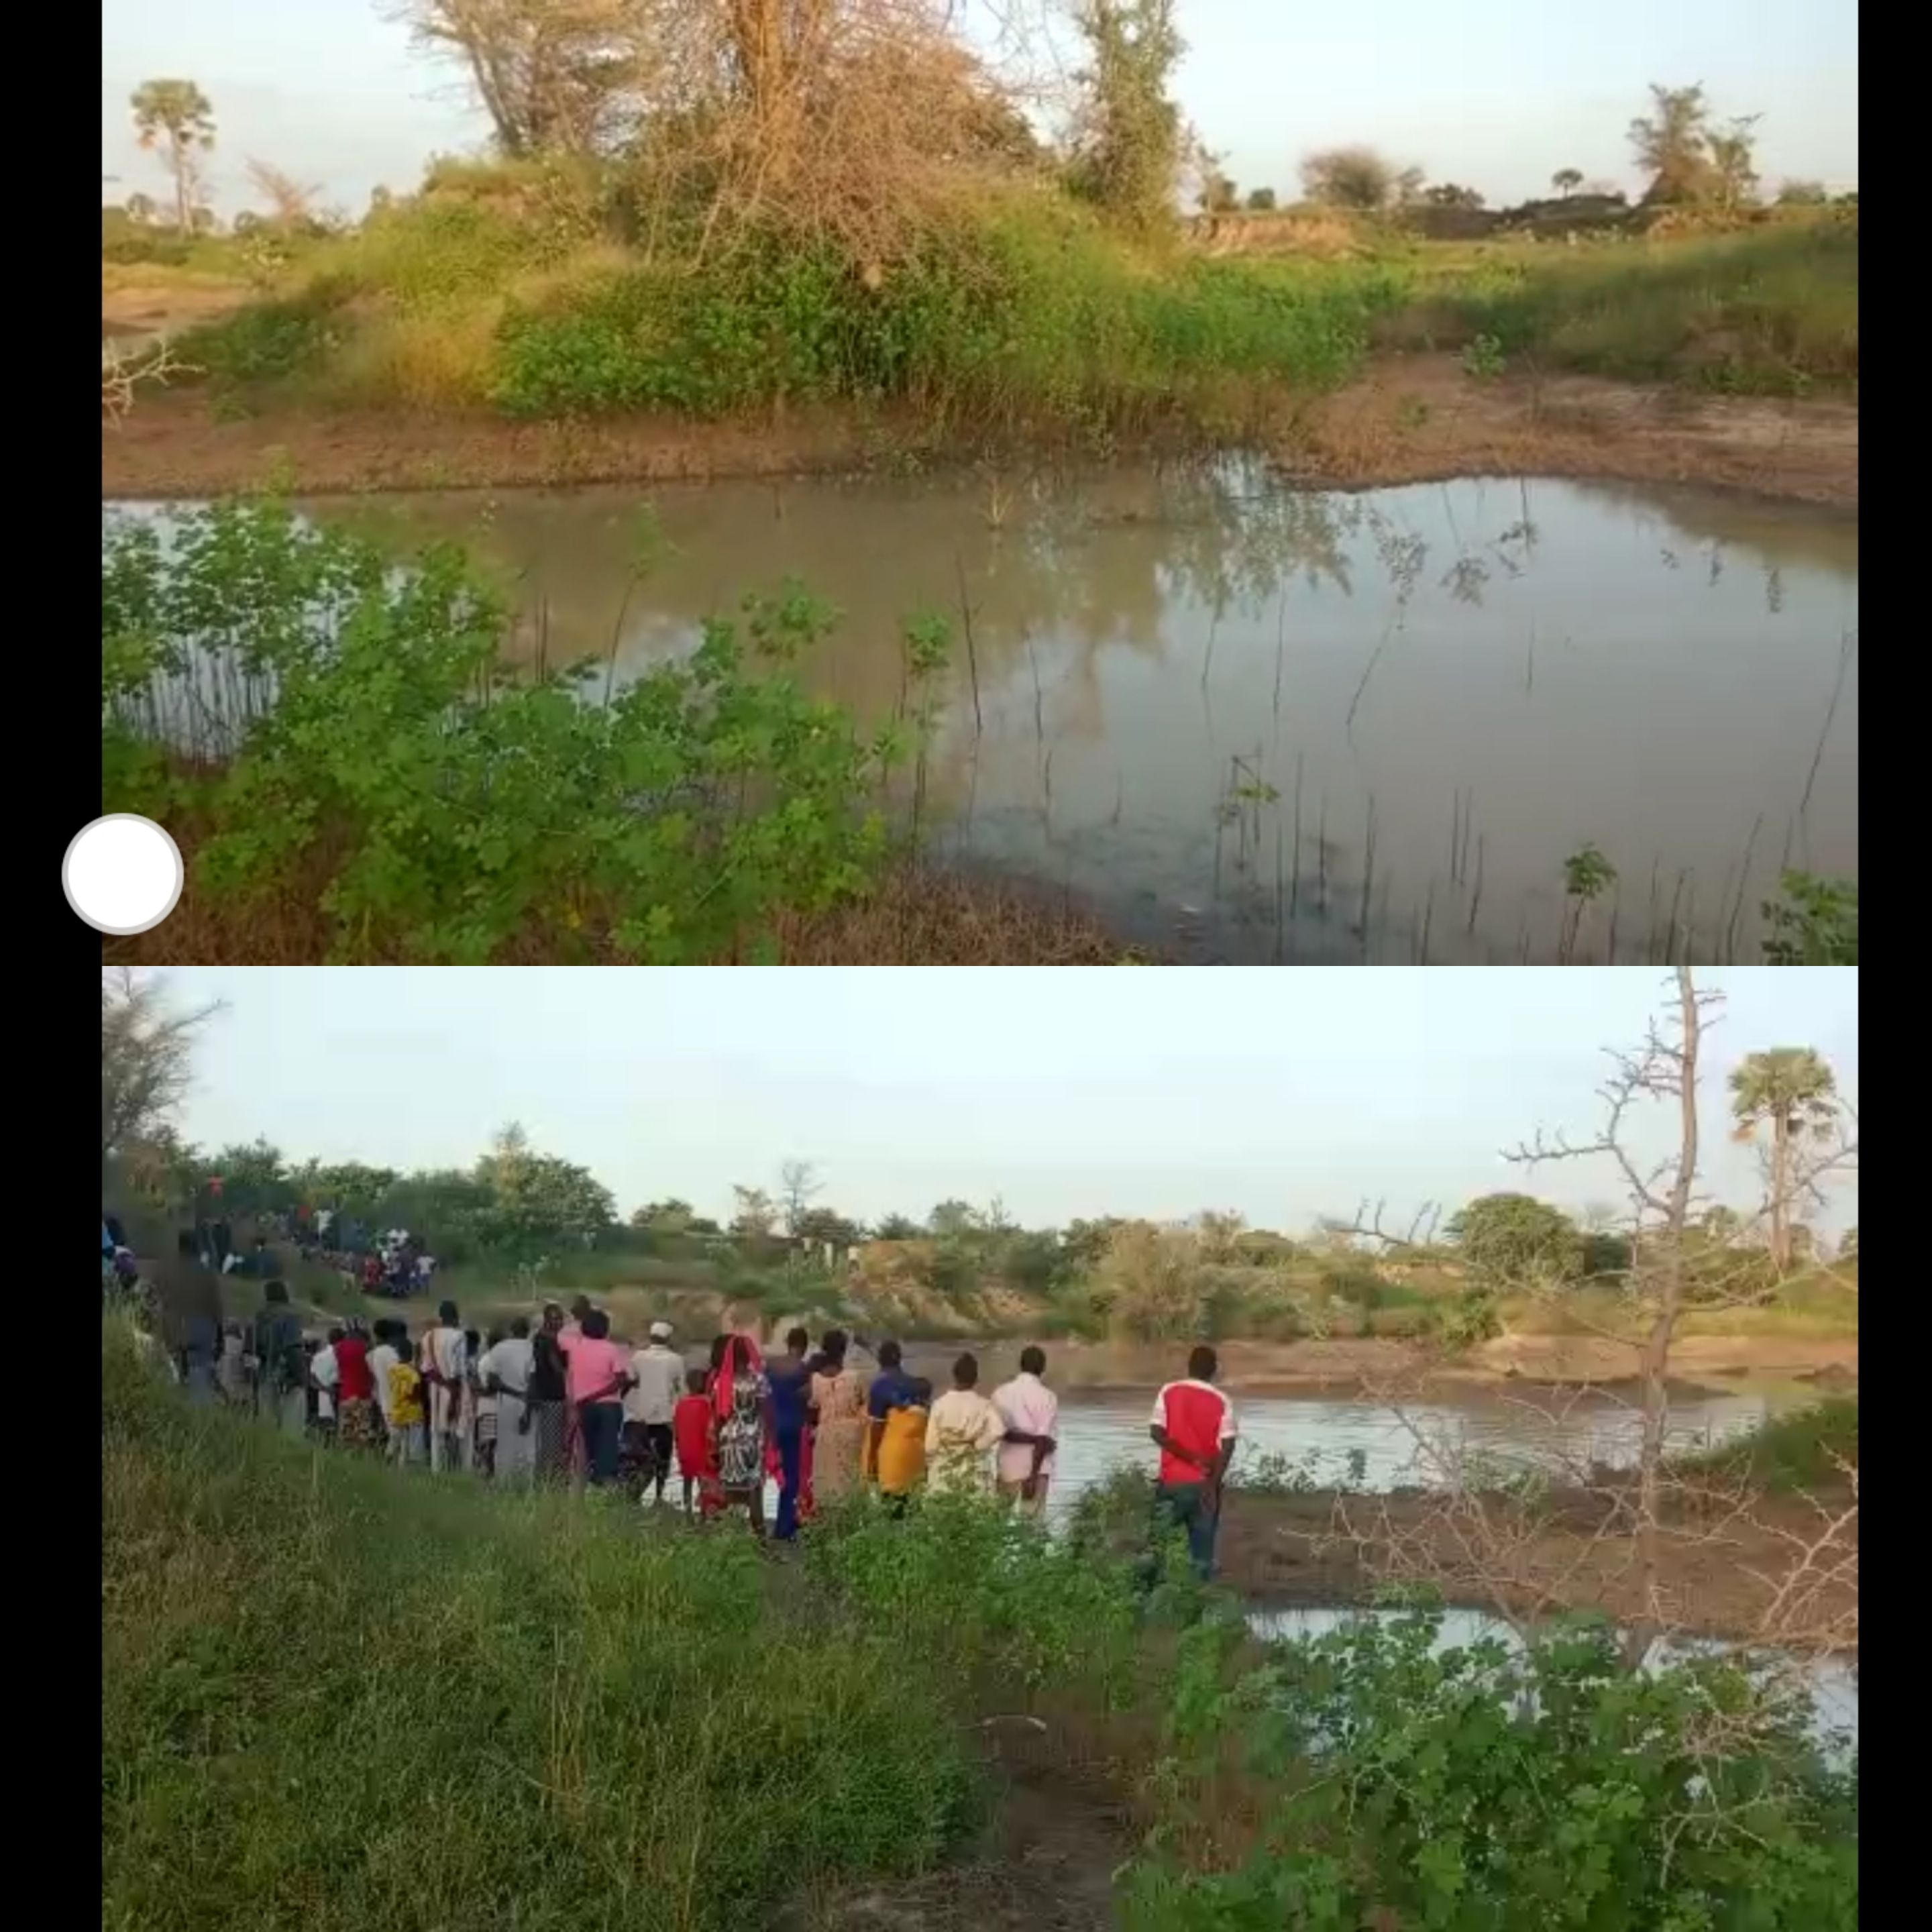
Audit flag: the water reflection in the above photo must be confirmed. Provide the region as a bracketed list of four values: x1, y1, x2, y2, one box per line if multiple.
[146, 462, 1855, 963]
[1245, 1604, 1858, 1757]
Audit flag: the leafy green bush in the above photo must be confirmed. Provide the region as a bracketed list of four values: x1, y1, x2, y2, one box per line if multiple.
[1126, 1607, 1857, 1931]
[1672, 1397, 1858, 1494]
[101, 502, 926, 962]
[178, 281, 354, 386]
[1762, 871, 1858, 965]
[491, 208, 1408, 427]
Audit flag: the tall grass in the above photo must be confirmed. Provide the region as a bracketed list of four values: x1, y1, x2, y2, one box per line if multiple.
[1426, 218, 1859, 392]
[104, 1328, 985, 1931]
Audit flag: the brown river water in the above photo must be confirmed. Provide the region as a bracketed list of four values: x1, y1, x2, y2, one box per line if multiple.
[111, 462, 1857, 961]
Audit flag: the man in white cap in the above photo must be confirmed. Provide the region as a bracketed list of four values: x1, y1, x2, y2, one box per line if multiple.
[625, 1319, 686, 1505]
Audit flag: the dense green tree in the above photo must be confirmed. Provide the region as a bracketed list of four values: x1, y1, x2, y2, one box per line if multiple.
[1446, 1192, 1581, 1287]
[1065, 0, 1187, 235]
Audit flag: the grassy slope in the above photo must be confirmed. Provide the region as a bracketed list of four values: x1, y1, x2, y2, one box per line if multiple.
[102, 1334, 981, 1931]
[150, 191, 1857, 433]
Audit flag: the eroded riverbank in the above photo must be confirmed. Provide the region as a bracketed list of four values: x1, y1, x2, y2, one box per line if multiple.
[100, 354, 1858, 508]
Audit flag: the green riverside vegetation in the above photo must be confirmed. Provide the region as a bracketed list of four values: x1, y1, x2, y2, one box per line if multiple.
[103, 1322, 1857, 1930]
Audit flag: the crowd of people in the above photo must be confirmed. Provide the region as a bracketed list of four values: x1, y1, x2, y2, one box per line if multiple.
[123, 1232, 1242, 1572]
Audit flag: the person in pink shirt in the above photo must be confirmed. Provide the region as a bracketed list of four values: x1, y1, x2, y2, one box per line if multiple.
[1148, 1344, 1238, 1579]
[564, 1309, 634, 1490]
[991, 1346, 1061, 1515]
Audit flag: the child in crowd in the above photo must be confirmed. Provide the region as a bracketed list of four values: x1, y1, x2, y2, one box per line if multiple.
[215, 1322, 248, 1405]
[673, 1366, 714, 1517]
[386, 1340, 425, 1467]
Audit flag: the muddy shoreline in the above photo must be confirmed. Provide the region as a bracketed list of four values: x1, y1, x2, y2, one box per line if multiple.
[100, 354, 1858, 510]
[1212, 1481, 1858, 1651]
[896, 1332, 1858, 1399]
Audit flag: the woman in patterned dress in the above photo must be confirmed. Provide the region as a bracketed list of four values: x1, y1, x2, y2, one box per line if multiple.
[807, 1330, 868, 1504]
[711, 1333, 773, 1536]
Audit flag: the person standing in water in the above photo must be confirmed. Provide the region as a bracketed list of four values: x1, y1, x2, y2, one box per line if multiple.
[1148, 1344, 1238, 1580]
[924, 1353, 1007, 1497]
[992, 1346, 1060, 1516]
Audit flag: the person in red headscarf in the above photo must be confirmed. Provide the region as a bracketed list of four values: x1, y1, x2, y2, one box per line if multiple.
[708, 1332, 773, 1535]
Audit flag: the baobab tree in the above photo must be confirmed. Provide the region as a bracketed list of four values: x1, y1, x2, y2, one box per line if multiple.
[1728, 1046, 1839, 1272]
[131, 78, 217, 237]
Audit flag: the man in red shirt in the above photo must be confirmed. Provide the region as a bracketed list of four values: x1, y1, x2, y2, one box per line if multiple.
[1148, 1344, 1238, 1579]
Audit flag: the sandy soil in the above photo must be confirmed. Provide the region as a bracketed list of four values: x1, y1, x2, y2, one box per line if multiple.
[1275, 352, 1858, 509]
[101, 276, 254, 344]
[101, 354, 1857, 508]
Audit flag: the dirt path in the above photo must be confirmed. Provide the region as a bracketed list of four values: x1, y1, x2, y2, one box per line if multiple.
[782, 1745, 1130, 1932]
[101, 354, 1856, 508]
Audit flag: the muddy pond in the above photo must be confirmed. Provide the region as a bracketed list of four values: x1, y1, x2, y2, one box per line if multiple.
[309, 463, 1857, 962]
[112, 464, 1856, 961]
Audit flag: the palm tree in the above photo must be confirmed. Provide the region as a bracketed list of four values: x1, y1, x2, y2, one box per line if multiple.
[130, 78, 216, 239]
[1551, 166, 1584, 199]
[1728, 1048, 1838, 1272]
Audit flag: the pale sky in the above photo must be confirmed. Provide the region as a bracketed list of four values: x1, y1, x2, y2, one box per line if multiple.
[160, 969, 1858, 1233]
[101, 1, 1859, 218]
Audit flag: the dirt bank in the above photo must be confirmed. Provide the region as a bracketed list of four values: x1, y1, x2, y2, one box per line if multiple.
[1275, 353, 1859, 509]
[1214, 1481, 1858, 1648]
[904, 1332, 1858, 1397]
[101, 354, 1857, 508]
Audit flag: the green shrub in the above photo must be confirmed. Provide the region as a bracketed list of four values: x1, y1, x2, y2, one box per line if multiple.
[1672, 1397, 1858, 1493]
[101, 502, 926, 963]
[178, 280, 355, 387]
[1126, 1607, 1856, 1931]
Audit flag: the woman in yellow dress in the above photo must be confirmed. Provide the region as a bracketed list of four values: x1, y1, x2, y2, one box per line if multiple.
[861, 1341, 930, 1509]
[808, 1330, 869, 1501]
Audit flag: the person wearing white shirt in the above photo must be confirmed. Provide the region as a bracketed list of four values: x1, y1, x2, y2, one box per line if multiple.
[624, 1321, 685, 1503]
[421, 1300, 469, 1472]
[478, 1318, 536, 1484]
[311, 1328, 342, 1436]
[369, 1323, 401, 1439]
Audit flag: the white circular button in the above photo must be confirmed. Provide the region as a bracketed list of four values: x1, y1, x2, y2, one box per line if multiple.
[63, 814, 184, 934]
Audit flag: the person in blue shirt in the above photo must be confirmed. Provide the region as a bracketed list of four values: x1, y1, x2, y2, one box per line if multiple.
[765, 1326, 818, 1542]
